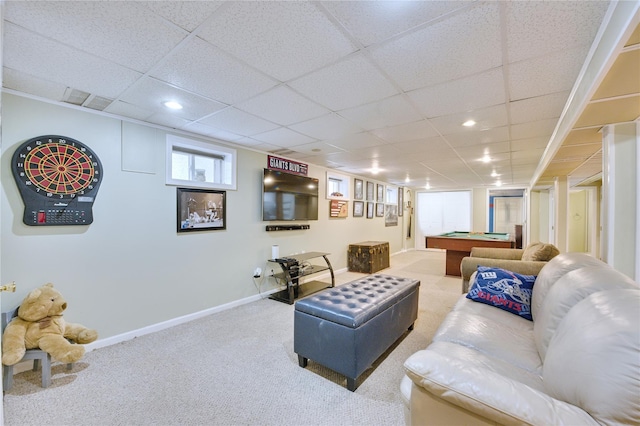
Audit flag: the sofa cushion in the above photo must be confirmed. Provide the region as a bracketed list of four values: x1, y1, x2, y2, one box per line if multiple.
[521, 242, 559, 261]
[466, 267, 536, 320]
[534, 266, 639, 360]
[433, 297, 541, 372]
[543, 289, 640, 425]
[531, 253, 605, 320]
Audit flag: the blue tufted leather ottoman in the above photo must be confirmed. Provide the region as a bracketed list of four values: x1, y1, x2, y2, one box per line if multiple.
[294, 274, 420, 391]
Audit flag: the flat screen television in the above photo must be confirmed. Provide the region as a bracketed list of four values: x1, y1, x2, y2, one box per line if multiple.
[262, 169, 319, 221]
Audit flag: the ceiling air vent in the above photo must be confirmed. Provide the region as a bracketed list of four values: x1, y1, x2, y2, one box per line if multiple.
[63, 87, 90, 106]
[84, 95, 114, 111]
[269, 148, 298, 156]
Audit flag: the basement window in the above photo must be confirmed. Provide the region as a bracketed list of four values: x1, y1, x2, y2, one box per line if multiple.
[166, 135, 236, 190]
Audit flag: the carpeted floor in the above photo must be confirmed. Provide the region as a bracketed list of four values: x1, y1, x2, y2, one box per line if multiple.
[3, 250, 461, 426]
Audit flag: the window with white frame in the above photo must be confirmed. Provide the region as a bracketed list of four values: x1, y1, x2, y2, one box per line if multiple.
[326, 171, 349, 199]
[386, 186, 398, 204]
[166, 135, 236, 190]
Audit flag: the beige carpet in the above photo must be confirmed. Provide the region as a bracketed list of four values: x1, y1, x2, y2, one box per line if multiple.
[3, 250, 461, 426]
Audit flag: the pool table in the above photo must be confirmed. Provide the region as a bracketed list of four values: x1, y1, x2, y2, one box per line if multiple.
[426, 231, 513, 276]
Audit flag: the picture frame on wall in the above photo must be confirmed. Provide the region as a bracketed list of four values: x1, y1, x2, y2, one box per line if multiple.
[367, 202, 374, 219]
[366, 181, 374, 201]
[377, 184, 384, 202]
[177, 188, 226, 233]
[354, 178, 364, 200]
[376, 202, 385, 217]
[353, 201, 364, 217]
[398, 187, 404, 217]
[385, 204, 398, 226]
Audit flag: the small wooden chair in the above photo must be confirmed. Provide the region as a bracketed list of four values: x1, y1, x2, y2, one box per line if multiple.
[2, 308, 72, 390]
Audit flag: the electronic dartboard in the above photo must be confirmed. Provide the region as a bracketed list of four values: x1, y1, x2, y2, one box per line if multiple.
[11, 135, 103, 226]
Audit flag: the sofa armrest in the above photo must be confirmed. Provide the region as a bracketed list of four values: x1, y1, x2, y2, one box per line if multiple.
[470, 247, 524, 260]
[404, 350, 597, 425]
[460, 257, 547, 292]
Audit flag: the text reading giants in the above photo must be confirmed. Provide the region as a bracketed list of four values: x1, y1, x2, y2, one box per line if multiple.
[267, 155, 308, 176]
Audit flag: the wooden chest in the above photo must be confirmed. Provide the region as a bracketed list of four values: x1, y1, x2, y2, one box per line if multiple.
[348, 241, 390, 273]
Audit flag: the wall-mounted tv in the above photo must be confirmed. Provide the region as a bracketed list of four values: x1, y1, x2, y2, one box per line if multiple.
[262, 168, 319, 221]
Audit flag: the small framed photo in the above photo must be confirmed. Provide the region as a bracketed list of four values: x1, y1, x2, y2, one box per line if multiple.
[398, 187, 404, 217]
[177, 188, 226, 233]
[353, 200, 364, 217]
[376, 202, 385, 217]
[354, 178, 364, 200]
[377, 184, 384, 202]
[366, 202, 374, 219]
[366, 181, 375, 201]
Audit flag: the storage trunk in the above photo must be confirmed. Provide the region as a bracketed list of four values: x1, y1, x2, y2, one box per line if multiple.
[348, 241, 390, 273]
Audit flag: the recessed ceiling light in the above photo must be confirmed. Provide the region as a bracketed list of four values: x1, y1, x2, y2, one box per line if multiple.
[495, 180, 502, 187]
[163, 100, 183, 110]
[491, 170, 499, 177]
[404, 176, 410, 183]
[481, 155, 491, 163]
[462, 120, 476, 127]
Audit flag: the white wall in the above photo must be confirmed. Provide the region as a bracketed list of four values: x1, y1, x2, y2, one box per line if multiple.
[1, 94, 404, 340]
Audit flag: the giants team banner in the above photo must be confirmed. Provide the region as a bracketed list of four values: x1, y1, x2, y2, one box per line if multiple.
[267, 155, 308, 176]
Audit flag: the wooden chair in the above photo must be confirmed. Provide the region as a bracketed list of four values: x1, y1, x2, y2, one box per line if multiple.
[2, 308, 72, 390]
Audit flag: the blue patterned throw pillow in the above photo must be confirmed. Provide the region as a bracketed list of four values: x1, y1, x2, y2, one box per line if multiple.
[466, 266, 536, 320]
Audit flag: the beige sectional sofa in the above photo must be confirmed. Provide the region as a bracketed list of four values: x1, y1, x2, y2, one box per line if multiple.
[460, 242, 560, 293]
[401, 252, 639, 425]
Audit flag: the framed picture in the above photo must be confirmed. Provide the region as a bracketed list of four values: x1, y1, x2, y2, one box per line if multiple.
[376, 203, 385, 217]
[354, 178, 364, 200]
[177, 188, 226, 232]
[367, 202, 374, 219]
[385, 204, 398, 227]
[377, 184, 384, 202]
[329, 200, 349, 218]
[398, 187, 404, 217]
[366, 181, 375, 201]
[353, 201, 364, 217]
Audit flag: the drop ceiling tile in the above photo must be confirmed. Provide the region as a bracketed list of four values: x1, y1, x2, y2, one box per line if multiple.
[4, 23, 142, 99]
[182, 122, 244, 142]
[555, 144, 602, 159]
[408, 67, 506, 118]
[510, 118, 557, 140]
[508, 45, 590, 101]
[140, 1, 225, 32]
[236, 85, 329, 126]
[2, 67, 68, 101]
[505, 1, 608, 63]
[430, 104, 508, 136]
[118, 77, 227, 121]
[370, 2, 501, 91]
[145, 111, 190, 129]
[338, 95, 423, 130]
[453, 141, 511, 158]
[389, 136, 454, 155]
[289, 113, 363, 140]
[288, 54, 399, 111]
[251, 127, 316, 147]
[289, 142, 347, 156]
[324, 132, 387, 151]
[371, 120, 438, 143]
[105, 100, 154, 121]
[5, 2, 188, 73]
[510, 137, 551, 151]
[321, 1, 471, 47]
[511, 149, 545, 163]
[151, 37, 277, 105]
[198, 1, 356, 81]
[444, 126, 510, 147]
[509, 91, 570, 125]
[199, 107, 279, 136]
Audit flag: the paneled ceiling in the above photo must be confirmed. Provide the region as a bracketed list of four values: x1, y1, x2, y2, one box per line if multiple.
[2, 1, 638, 190]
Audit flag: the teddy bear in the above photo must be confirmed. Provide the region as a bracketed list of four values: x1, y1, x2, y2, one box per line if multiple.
[2, 283, 98, 366]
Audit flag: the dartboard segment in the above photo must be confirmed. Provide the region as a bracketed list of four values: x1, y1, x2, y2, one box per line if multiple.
[11, 135, 103, 226]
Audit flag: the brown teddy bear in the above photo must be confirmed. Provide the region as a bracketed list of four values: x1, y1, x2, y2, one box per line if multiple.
[2, 283, 98, 366]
